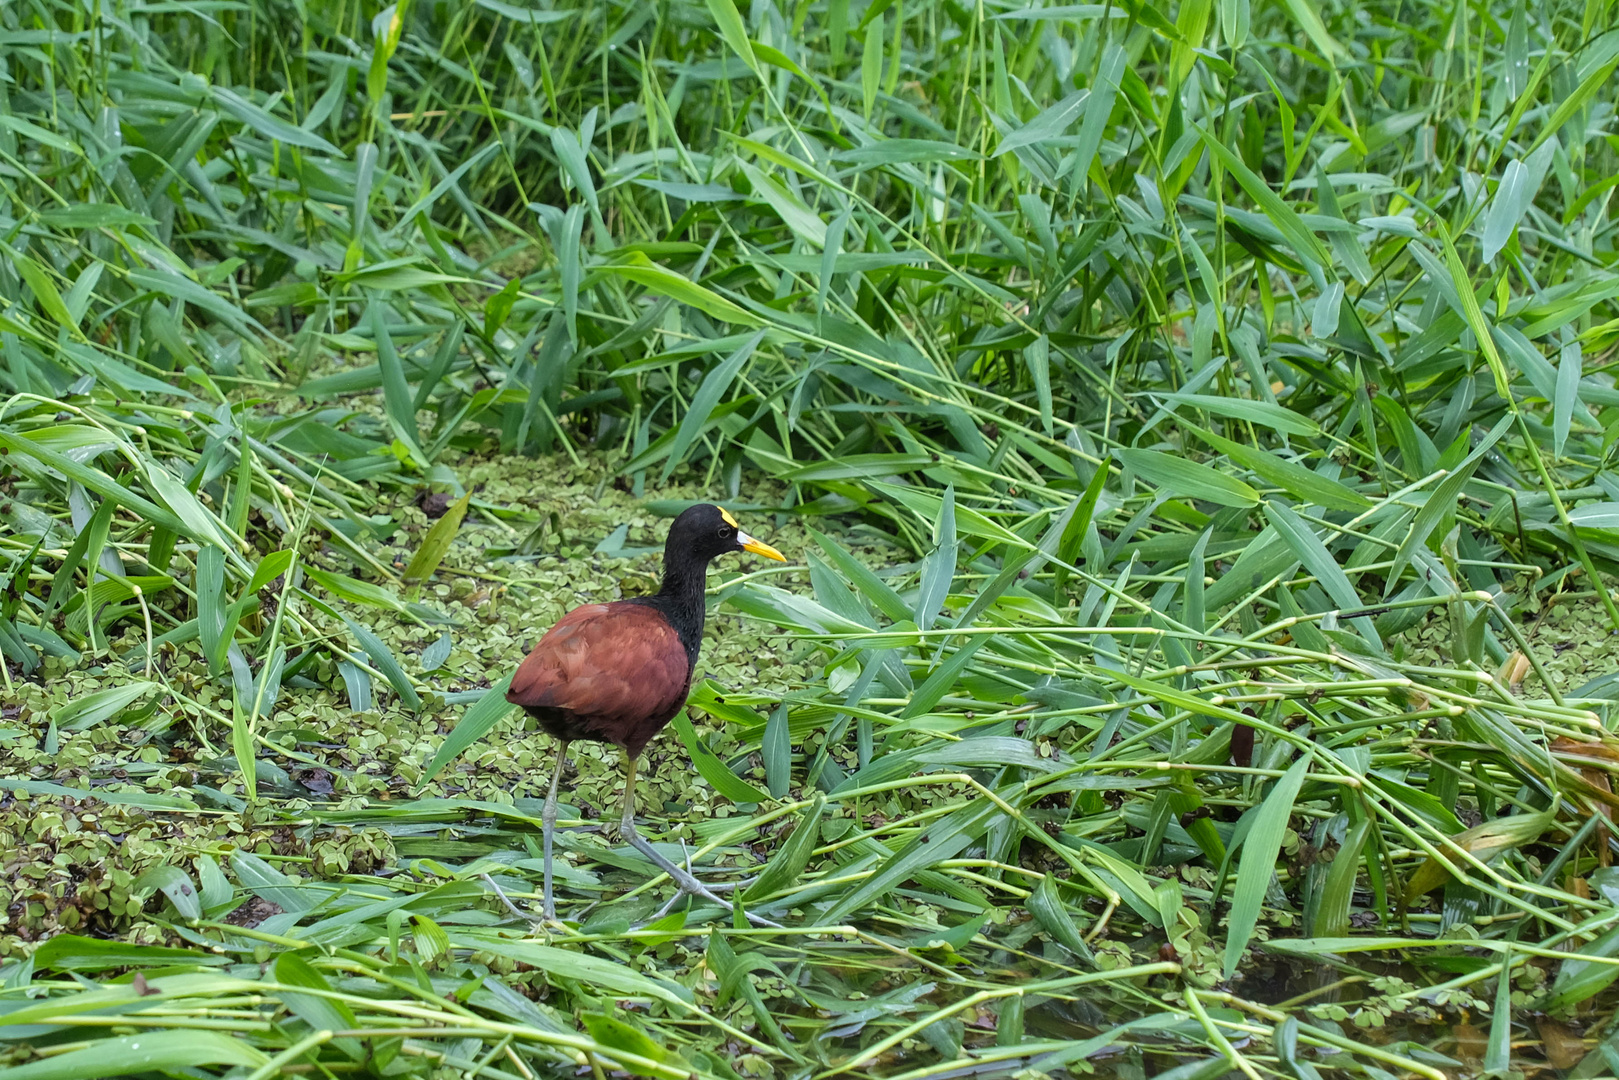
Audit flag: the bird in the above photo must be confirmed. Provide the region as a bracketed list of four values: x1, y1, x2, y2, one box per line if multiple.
[507, 503, 786, 924]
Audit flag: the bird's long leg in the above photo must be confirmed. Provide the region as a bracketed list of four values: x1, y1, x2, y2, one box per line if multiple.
[618, 753, 781, 929]
[542, 739, 570, 922]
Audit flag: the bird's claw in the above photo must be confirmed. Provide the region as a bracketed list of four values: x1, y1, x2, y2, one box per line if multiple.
[641, 874, 761, 925]
[481, 872, 549, 929]
[661, 870, 782, 929]
[622, 833, 781, 928]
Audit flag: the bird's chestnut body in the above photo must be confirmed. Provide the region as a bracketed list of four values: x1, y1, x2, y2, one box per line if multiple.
[508, 601, 692, 757]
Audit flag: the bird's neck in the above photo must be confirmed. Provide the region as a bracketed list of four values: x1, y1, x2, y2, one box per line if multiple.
[646, 553, 708, 667]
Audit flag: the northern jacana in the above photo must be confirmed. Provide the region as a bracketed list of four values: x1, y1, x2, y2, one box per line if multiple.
[507, 504, 786, 923]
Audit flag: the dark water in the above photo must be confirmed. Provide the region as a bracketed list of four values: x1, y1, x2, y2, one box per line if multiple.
[1016, 951, 1611, 1078]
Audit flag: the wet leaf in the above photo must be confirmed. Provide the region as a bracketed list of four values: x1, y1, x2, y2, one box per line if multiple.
[1403, 811, 1555, 902]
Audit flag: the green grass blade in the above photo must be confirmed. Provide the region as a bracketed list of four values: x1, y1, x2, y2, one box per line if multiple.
[273, 953, 364, 1061]
[0, 1031, 268, 1080]
[343, 615, 422, 711]
[705, 0, 761, 76]
[671, 712, 770, 803]
[1196, 125, 1331, 268]
[762, 702, 791, 799]
[1387, 414, 1512, 596]
[1119, 448, 1259, 508]
[1262, 500, 1380, 647]
[661, 329, 765, 481]
[809, 529, 913, 623]
[1314, 817, 1369, 938]
[368, 302, 427, 464]
[402, 491, 471, 586]
[1222, 756, 1309, 977]
[605, 253, 762, 326]
[821, 795, 1003, 925]
[743, 796, 825, 902]
[418, 674, 515, 786]
[914, 485, 956, 631]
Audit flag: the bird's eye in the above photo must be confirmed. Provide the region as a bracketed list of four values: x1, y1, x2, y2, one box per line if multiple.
[718, 526, 733, 539]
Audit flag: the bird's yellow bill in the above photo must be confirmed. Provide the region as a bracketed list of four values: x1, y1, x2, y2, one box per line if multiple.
[737, 530, 786, 561]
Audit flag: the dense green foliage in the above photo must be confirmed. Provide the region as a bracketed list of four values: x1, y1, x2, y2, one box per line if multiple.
[2, 0, 1619, 1074]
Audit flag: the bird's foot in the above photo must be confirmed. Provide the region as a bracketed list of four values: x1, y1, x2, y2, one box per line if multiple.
[480, 872, 550, 930]
[652, 862, 782, 930]
[621, 833, 780, 929]
[642, 873, 759, 925]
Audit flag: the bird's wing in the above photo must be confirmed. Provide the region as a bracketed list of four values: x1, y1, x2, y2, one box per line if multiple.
[506, 602, 690, 722]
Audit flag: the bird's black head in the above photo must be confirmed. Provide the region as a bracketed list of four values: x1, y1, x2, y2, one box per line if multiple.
[646, 505, 786, 665]
[665, 503, 786, 566]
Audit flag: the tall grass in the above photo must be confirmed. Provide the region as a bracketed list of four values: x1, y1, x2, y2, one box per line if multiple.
[1, 0, 1619, 1074]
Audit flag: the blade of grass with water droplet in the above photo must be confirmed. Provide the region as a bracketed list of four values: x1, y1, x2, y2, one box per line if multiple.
[0, 1031, 268, 1079]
